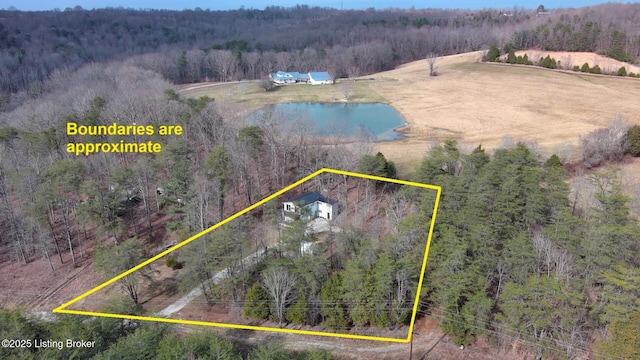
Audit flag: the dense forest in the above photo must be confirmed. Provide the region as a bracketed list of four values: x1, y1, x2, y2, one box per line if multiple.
[414, 141, 640, 358]
[0, 62, 373, 270]
[2, 120, 639, 358]
[174, 172, 428, 333]
[1, 3, 640, 111]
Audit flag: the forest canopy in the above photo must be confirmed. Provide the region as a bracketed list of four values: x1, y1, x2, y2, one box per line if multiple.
[1, 3, 640, 111]
[1, 2, 640, 359]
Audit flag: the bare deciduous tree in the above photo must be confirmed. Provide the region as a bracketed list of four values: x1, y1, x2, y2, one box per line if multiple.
[580, 116, 630, 168]
[262, 266, 297, 326]
[258, 78, 274, 92]
[426, 53, 439, 76]
[210, 50, 238, 82]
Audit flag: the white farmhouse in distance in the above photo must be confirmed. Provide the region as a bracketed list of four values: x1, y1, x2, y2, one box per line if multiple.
[269, 71, 309, 84]
[269, 71, 334, 85]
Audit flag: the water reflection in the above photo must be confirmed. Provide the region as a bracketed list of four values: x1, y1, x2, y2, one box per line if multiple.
[246, 103, 406, 141]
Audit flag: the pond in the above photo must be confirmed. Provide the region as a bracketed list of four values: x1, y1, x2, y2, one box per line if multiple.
[246, 102, 407, 141]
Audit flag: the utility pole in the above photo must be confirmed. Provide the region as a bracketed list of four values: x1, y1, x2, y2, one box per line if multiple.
[409, 332, 413, 360]
[409, 331, 413, 360]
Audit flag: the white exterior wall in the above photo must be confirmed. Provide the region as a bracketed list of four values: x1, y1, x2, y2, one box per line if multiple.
[308, 72, 334, 85]
[309, 79, 333, 85]
[317, 201, 335, 220]
[283, 201, 297, 212]
[283, 199, 336, 221]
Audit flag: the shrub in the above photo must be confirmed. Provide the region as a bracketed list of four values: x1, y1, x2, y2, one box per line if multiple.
[358, 152, 397, 178]
[486, 45, 500, 62]
[165, 255, 182, 269]
[580, 117, 630, 168]
[166, 220, 181, 232]
[258, 78, 274, 92]
[628, 125, 640, 156]
[572, 65, 581, 72]
[617, 67, 627, 76]
[507, 49, 517, 64]
[540, 55, 557, 69]
[545, 154, 563, 168]
[503, 42, 514, 54]
[242, 283, 270, 319]
[590, 65, 602, 74]
[581, 62, 590, 73]
[285, 293, 308, 324]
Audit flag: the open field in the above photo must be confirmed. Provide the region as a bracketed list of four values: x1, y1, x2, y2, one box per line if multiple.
[183, 51, 640, 177]
[182, 79, 386, 109]
[511, 50, 640, 74]
[370, 51, 640, 174]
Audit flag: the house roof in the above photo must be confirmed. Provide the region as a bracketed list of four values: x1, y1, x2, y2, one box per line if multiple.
[271, 71, 309, 81]
[308, 72, 333, 81]
[286, 191, 332, 206]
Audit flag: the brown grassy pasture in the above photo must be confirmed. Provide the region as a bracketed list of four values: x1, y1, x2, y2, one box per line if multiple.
[370, 51, 640, 175]
[182, 51, 640, 177]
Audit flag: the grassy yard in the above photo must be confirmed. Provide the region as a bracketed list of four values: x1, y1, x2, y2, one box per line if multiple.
[184, 79, 386, 109]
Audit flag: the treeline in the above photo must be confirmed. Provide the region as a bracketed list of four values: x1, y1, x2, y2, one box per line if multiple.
[0, 308, 334, 359]
[3, 3, 639, 111]
[506, 3, 640, 62]
[0, 62, 370, 273]
[414, 141, 640, 358]
[485, 45, 640, 78]
[0, 5, 510, 106]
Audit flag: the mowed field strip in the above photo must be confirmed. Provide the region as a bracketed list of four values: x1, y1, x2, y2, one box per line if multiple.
[182, 51, 640, 174]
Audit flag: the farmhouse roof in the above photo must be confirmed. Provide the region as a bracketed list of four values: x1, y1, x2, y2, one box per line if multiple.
[308, 72, 333, 81]
[292, 72, 310, 79]
[271, 71, 309, 81]
[286, 191, 332, 206]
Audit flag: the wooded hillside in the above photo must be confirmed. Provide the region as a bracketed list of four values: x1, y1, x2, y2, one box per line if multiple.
[1, 3, 639, 111]
[1, 3, 640, 359]
[414, 141, 640, 358]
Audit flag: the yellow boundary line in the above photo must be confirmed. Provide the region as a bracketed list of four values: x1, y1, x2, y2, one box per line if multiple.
[53, 168, 441, 343]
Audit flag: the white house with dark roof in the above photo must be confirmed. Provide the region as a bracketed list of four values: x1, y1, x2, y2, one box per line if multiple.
[283, 191, 337, 221]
